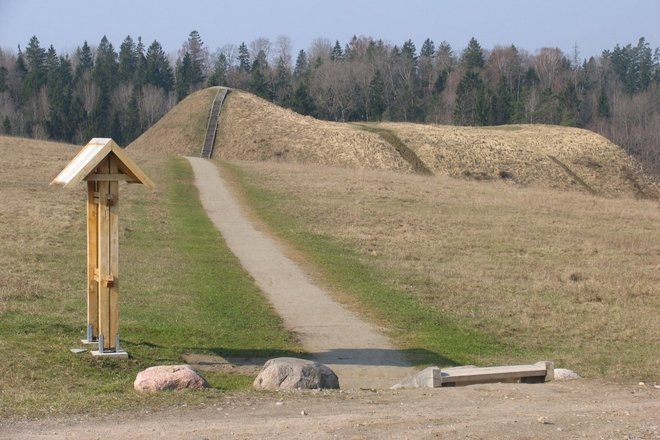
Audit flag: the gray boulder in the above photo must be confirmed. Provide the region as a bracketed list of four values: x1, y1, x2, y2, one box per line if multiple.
[554, 368, 581, 380]
[253, 357, 340, 390]
[134, 365, 209, 392]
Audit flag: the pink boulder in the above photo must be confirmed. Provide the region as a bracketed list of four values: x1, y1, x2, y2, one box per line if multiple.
[134, 365, 209, 392]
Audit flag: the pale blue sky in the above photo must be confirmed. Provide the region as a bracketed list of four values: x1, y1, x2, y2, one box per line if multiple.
[1, 0, 658, 61]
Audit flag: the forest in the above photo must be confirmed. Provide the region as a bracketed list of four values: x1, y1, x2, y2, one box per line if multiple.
[0, 31, 658, 174]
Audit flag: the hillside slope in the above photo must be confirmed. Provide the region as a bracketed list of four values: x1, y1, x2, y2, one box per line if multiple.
[130, 87, 657, 197]
[129, 87, 219, 156]
[216, 91, 413, 172]
[382, 123, 658, 198]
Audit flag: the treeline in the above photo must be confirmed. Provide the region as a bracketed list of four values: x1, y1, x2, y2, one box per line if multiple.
[0, 32, 659, 173]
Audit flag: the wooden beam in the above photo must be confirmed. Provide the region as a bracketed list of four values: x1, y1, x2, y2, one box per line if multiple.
[108, 157, 120, 350]
[85, 174, 139, 182]
[86, 181, 99, 341]
[97, 158, 111, 350]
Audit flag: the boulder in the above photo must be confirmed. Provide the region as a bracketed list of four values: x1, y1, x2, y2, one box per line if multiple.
[253, 357, 340, 390]
[134, 365, 209, 392]
[554, 368, 581, 380]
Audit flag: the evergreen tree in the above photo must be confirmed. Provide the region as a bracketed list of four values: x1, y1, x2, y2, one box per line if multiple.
[559, 82, 580, 126]
[238, 42, 251, 73]
[207, 53, 228, 86]
[272, 56, 292, 105]
[248, 53, 270, 100]
[118, 35, 138, 83]
[0, 66, 8, 93]
[22, 36, 47, 103]
[490, 75, 513, 125]
[453, 70, 487, 125]
[74, 41, 93, 82]
[330, 40, 343, 61]
[367, 70, 386, 121]
[597, 87, 611, 118]
[179, 30, 206, 90]
[134, 37, 147, 88]
[93, 36, 119, 90]
[144, 40, 174, 91]
[124, 91, 141, 142]
[291, 82, 315, 115]
[461, 37, 485, 70]
[293, 49, 308, 80]
[420, 38, 435, 58]
[46, 55, 77, 142]
[175, 52, 193, 101]
[2, 116, 11, 135]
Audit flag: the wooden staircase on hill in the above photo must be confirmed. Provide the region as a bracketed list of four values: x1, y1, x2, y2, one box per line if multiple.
[201, 87, 229, 159]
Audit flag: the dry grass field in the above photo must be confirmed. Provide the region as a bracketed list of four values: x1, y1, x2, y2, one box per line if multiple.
[0, 136, 83, 311]
[224, 160, 660, 380]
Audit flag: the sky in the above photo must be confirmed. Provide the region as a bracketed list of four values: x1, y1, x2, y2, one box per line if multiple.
[1, 0, 659, 62]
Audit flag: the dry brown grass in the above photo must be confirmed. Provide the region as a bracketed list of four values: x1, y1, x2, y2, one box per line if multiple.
[228, 159, 660, 380]
[217, 91, 413, 172]
[129, 87, 219, 157]
[380, 123, 659, 198]
[0, 136, 85, 308]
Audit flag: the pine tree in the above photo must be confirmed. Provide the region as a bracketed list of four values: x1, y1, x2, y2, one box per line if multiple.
[330, 40, 343, 61]
[75, 41, 93, 82]
[597, 87, 611, 118]
[238, 42, 251, 73]
[291, 81, 315, 115]
[453, 71, 487, 125]
[367, 70, 386, 121]
[420, 38, 435, 58]
[293, 49, 308, 80]
[124, 91, 141, 143]
[93, 36, 119, 92]
[175, 52, 193, 101]
[461, 37, 485, 70]
[207, 53, 228, 87]
[2, 116, 11, 135]
[0, 66, 7, 93]
[118, 36, 138, 83]
[249, 53, 270, 100]
[272, 56, 292, 105]
[22, 36, 47, 103]
[144, 40, 174, 91]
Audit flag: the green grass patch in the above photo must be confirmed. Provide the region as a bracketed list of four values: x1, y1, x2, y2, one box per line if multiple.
[222, 162, 524, 368]
[0, 157, 301, 418]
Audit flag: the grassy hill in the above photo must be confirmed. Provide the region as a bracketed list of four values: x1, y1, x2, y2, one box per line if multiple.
[131, 87, 658, 198]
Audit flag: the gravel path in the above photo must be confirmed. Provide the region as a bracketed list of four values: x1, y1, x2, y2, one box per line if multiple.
[186, 157, 414, 389]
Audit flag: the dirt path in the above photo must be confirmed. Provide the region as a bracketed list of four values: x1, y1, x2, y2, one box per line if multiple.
[4, 381, 658, 439]
[185, 157, 413, 389]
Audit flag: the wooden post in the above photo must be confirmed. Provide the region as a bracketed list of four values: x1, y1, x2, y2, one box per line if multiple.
[51, 138, 154, 358]
[86, 180, 99, 342]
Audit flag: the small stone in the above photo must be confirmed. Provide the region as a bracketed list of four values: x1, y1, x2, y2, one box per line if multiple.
[301, 410, 307, 416]
[554, 368, 581, 380]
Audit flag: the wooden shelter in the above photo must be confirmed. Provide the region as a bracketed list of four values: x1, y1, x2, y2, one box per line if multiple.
[52, 138, 154, 357]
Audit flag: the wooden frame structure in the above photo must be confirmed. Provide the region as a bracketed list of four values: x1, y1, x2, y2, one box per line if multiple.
[52, 138, 154, 357]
